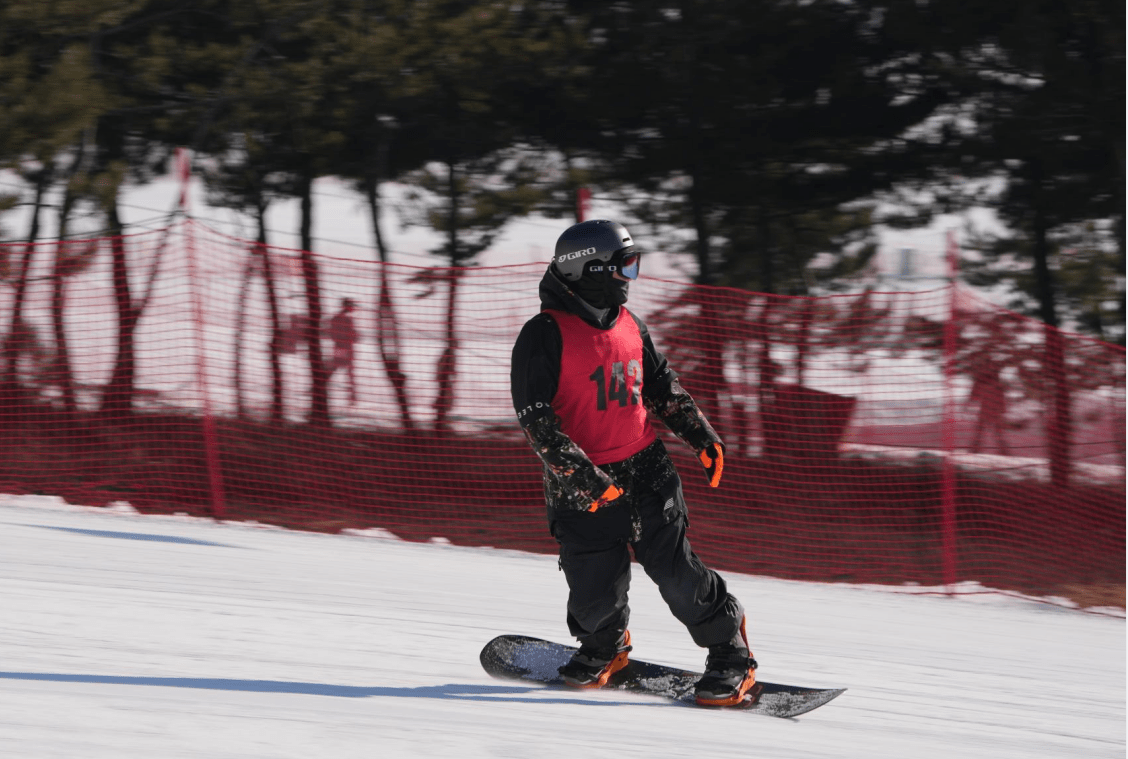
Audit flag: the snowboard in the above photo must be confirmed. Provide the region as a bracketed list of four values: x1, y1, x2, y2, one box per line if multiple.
[480, 634, 845, 718]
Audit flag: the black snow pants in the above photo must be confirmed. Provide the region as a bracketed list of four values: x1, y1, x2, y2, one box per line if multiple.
[549, 444, 745, 652]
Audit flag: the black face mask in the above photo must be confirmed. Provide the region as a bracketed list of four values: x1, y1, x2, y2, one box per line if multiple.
[575, 273, 629, 310]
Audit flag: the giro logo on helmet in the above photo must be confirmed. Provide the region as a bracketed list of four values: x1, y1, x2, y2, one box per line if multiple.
[558, 247, 597, 262]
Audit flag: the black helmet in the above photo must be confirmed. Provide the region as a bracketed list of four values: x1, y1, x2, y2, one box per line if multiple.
[553, 220, 640, 283]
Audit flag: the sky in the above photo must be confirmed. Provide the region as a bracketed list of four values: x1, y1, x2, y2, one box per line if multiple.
[0, 494, 1123, 759]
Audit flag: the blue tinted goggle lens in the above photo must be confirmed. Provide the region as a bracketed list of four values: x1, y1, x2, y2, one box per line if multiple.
[618, 254, 640, 280]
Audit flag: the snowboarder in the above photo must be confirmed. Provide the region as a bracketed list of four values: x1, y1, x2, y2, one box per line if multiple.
[510, 219, 757, 707]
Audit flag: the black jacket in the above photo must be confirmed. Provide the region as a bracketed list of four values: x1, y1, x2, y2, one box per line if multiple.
[511, 266, 722, 523]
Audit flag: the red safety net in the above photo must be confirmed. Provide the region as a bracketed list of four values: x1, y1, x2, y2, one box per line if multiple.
[1, 221, 1123, 606]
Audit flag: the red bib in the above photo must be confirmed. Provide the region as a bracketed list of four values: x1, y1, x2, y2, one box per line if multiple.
[545, 308, 656, 465]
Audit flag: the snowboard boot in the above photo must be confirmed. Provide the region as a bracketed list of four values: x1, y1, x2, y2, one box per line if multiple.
[695, 617, 758, 706]
[558, 630, 632, 688]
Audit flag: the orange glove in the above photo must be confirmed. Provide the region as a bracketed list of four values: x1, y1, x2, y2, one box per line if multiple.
[699, 443, 724, 488]
[588, 484, 624, 513]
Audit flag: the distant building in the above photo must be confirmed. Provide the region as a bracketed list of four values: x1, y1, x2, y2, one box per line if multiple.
[897, 247, 915, 279]
[869, 241, 951, 293]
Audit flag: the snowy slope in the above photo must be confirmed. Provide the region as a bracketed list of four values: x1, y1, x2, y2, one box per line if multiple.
[0, 494, 1122, 759]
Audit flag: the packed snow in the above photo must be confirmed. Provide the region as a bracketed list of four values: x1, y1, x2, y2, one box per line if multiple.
[0, 494, 1122, 758]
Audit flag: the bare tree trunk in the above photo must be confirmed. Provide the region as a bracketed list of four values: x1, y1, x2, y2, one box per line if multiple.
[434, 271, 460, 433]
[364, 172, 414, 431]
[49, 243, 78, 416]
[49, 139, 91, 417]
[755, 297, 779, 457]
[1029, 159, 1072, 488]
[1, 166, 51, 408]
[795, 297, 814, 386]
[101, 197, 140, 416]
[688, 171, 724, 430]
[298, 171, 329, 427]
[433, 160, 460, 432]
[255, 203, 285, 425]
[233, 251, 253, 421]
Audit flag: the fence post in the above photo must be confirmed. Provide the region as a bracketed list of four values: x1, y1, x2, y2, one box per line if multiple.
[179, 148, 227, 519]
[940, 230, 959, 592]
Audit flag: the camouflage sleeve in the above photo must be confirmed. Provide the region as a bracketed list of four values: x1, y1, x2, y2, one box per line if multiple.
[627, 307, 722, 454]
[522, 414, 619, 512]
[644, 376, 723, 453]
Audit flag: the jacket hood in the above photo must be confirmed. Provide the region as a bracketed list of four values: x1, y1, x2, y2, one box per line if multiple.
[538, 265, 620, 329]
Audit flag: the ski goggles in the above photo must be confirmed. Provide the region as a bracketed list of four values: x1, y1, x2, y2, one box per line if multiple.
[612, 251, 641, 280]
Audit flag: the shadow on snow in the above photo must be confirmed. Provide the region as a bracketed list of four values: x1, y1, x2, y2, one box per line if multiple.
[21, 524, 238, 548]
[0, 671, 660, 707]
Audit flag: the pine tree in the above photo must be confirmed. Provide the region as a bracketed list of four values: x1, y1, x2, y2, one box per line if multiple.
[0, 1, 116, 408]
[927, 0, 1125, 486]
[385, 0, 567, 430]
